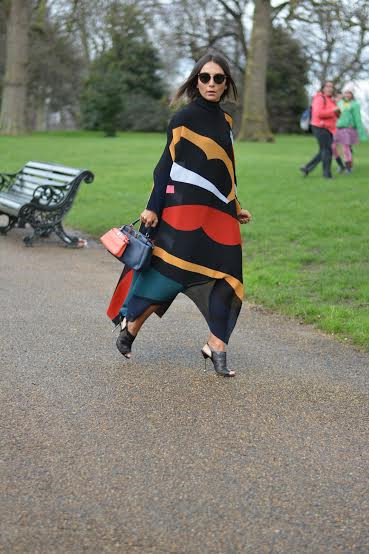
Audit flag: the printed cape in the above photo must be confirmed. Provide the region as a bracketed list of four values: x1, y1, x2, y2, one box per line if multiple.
[107, 96, 244, 343]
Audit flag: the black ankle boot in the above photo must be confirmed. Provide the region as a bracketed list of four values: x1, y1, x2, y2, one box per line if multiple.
[201, 343, 235, 377]
[116, 319, 136, 358]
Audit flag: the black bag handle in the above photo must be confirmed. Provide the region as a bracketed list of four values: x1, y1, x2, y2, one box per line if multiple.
[123, 218, 152, 239]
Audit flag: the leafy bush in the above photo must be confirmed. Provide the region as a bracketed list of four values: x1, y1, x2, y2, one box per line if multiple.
[267, 27, 309, 134]
[80, 3, 168, 136]
[120, 95, 170, 132]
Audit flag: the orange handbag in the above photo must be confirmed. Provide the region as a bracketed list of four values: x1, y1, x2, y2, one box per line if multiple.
[100, 227, 129, 257]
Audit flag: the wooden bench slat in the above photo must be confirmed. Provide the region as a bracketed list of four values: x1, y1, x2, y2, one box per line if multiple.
[11, 187, 35, 197]
[0, 193, 24, 215]
[26, 161, 81, 176]
[21, 167, 73, 182]
[0, 190, 29, 201]
[11, 188, 37, 200]
[12, 178, 39, 195]
[17, 175, 68, 189]
[1, 191, 30, 203]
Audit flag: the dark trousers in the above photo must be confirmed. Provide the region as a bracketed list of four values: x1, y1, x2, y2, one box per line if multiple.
[305, 126, 333, 177]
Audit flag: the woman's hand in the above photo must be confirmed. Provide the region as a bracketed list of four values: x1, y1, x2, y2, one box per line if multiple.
[237, 209, 252, 224]
[140, 209, 158, 228]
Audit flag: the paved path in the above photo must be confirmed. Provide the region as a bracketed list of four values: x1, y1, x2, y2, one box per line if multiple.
[1, 230, 369, 553]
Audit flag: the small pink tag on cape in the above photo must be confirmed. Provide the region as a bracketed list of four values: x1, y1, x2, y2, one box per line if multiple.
[166, 184, 175, 194]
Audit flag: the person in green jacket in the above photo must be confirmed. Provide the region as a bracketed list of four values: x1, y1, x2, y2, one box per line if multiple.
[332, 89, 367, 173]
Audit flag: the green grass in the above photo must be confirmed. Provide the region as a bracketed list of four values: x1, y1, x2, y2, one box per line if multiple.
[2, 131, 369, 350]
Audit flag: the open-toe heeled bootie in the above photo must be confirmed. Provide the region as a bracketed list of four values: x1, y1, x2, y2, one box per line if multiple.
[116, 319, 136, 358]
[201, 343, 235, 377]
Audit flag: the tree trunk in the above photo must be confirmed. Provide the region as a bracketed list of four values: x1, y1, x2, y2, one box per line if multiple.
[0, 0, 30, 135]
[238, 0, 273, 142]
[35, 97, 47, 131]
[78, 13, 91, 67]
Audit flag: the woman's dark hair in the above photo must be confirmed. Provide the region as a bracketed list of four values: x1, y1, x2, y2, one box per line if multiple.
[320, 81, 334, 92]
[171, 52, 238, 105]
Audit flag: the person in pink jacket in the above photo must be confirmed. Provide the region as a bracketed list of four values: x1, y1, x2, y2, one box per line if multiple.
[300, 81, 340, 179]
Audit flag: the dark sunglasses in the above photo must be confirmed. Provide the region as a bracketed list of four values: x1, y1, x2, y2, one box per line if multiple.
[198, 72, 226, 85]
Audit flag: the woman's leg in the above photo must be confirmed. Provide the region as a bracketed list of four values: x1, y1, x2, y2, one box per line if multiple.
[332, 142, 345, 172]
[343, 144, 352, 163]
[116, 267, 183, 357]
[200, 280, 238, 376]
[318, 129, 333, 177]
[302, 126, 322, 174]
[116, 303, 160, 359]
[127, 303, 160, 336]
[343, 144, 353, 172]
[208, 333, 225, 352]
[331, 141, 338, 158]
[304, 126, 333, 177]
[304, 152, 321, 173]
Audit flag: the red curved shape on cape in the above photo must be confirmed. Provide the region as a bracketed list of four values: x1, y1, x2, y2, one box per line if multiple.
[162, 205, 241, 246]
[107, 268, 134, 321]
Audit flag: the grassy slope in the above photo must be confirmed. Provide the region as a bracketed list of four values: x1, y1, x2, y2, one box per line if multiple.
[2, 131, 369, 349]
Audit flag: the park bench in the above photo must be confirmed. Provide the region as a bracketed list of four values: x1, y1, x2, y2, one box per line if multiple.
[0, 161, 94, 247]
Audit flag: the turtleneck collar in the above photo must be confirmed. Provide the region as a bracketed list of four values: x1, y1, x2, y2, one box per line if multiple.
[194, 95, 221, 112]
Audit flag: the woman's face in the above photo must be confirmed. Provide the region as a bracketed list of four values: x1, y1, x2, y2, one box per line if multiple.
[344, 91, 353, 101]
[197, 61, 227, 103]
[323, 82, 334, 97]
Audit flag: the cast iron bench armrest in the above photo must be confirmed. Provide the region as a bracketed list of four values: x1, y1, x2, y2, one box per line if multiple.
[31, 184, 68, 209]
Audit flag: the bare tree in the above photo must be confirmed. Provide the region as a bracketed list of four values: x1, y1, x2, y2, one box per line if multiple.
[158, 0, 246, 77]
[50, 0, 161, 64]
[283, 0, 369, 87]
[216, 0, 248, 63]
[238, 0, 273, 141]
[0, 0, 31, 134]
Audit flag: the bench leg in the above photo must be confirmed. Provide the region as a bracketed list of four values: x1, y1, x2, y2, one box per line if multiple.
[54, 223, 80, 247]
[0, 215, 17, 235]
[23, 227, 43, 247]
[23, 223, 83, 247]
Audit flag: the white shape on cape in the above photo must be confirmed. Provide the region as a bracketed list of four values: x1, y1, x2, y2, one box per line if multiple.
[169, 162, 230, 204]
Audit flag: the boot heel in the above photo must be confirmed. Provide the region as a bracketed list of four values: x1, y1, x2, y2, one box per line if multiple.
[201, 344, 211, 359]
[201, 346, 211, 370]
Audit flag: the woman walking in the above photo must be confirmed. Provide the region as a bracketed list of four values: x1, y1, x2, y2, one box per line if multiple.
[107, 52, 252, 377]
[332, 88, 367, 173]
[300, 81, 340, 179]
